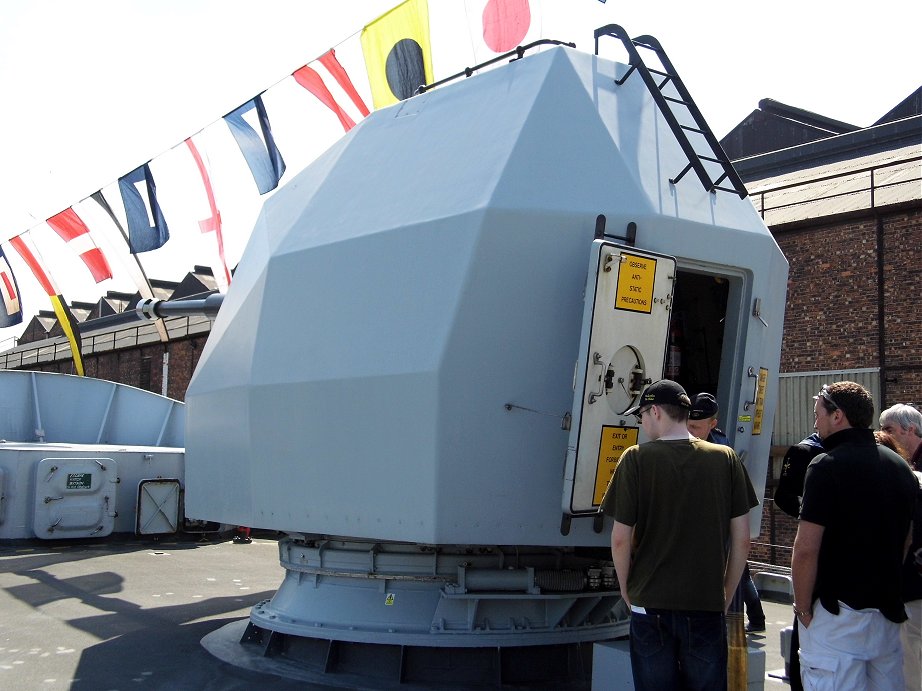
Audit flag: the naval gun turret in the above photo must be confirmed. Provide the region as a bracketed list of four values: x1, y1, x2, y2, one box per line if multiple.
[185, 28, 788, 687]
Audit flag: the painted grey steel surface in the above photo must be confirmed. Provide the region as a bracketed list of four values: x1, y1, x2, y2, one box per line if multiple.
[0, 369, 185, 446]
[0, 444, 184, 539]
[0, 370, 186, 539]
[248, 537, 627, 647]
[137, 478, 183, 534]
[185, 45, 788, 546]
[563, 242, 676, 516]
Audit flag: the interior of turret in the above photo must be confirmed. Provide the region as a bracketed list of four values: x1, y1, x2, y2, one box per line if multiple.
[667, 269, 734, 422]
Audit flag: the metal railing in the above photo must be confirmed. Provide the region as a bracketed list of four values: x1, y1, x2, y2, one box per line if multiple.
[752, 155, 921, 222]
[0, 314, 212, 370]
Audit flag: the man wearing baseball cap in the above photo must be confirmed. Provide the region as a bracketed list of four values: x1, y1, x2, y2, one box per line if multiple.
[687, 392, 766, 633]
[600, 379, 757, 690]
[687, 392, 730, 446]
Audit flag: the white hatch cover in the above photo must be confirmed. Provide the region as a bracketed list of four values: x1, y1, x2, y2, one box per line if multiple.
[33, 457, 117, 539]
[562, 241, 676, 518]
[137, 479, 181, 535]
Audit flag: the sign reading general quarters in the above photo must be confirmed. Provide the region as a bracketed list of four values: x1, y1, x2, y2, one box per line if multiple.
[615, 253, 657, 314]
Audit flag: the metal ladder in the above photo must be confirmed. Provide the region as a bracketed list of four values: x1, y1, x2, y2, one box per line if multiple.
[595, 25, 748, 199]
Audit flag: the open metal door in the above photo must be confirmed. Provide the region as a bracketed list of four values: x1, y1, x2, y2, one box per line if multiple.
[562, 240, 676, 524]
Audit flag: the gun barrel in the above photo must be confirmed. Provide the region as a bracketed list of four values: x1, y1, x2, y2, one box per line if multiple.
[136, 294, 224, 321]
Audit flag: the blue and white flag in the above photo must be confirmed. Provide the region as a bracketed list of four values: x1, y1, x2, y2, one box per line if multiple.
[118, 164, 171, 254]
[224, 95, 286, 194]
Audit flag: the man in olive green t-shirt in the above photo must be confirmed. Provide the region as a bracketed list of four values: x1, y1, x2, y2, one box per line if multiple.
[599, 379, 756, 691]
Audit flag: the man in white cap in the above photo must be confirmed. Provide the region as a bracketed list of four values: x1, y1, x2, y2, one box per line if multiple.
[600, 379, 757, 690]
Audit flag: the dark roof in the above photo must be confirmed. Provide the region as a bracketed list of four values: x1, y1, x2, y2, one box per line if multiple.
[874, 85, 922, 125]
[88, 292, 135, 320]
[127, 279, 179, 306]
[720, 99, 859, 160]
[171, 266, 218, 299]
[69, 304, 93, 323]
[9, 271, 202, 347]
[730, 114, 921, 180]
[17, 312, 57, 344]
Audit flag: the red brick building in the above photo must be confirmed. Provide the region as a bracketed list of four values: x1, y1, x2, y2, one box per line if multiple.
[724, 91, 922, 566]
[0, 268, 215, 401]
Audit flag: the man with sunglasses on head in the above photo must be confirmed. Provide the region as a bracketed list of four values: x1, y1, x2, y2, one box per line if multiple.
[600, 379, 757, 690]
[792, 381, 917, 691]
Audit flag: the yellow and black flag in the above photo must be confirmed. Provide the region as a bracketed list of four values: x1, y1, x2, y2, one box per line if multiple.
[9, 231, 86, 376]
[361, 0, 433, 109]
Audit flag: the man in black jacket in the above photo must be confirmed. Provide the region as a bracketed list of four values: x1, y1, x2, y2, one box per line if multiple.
[792, 381, 917, 691]
[774, 432, 824, 518]
[773, 432, 825, 690]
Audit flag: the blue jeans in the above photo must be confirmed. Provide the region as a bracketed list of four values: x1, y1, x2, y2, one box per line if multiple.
[742, 574, 765, 625]
[629, 608, 727, 691]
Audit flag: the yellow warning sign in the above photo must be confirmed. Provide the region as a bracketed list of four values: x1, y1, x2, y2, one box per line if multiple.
[753, 368, 768, 435]
[594, 426, 639, 505]
[615, 254, 657, 314]
[385, 593, 395, 606]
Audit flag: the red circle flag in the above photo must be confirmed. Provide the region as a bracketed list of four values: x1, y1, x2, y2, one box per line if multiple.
[482, 0, 532, 53]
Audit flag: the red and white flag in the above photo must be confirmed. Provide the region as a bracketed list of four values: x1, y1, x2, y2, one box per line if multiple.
[8, 230, 85, 376]
[293, 65, 357, 132]
[293, 48, 371, 133]
[46, 207, 113, 283]
[318, 49, 370, 118]
[185, 136, 231, 292]
[464, 0, 543, 66]
[0, 245, 22, 327]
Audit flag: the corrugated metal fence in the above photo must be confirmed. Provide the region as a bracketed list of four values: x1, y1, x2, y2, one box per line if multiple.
[772, 368, 881, 447]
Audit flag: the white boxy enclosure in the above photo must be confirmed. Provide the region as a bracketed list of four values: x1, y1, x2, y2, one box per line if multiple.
[0, 370, 186, 540]
[187, 44, 787, 543]
[186, 30, 788, 685]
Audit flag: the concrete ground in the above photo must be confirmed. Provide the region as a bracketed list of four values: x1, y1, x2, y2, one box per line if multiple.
[0, 533, 795, 690]
[748, 598, 796, 687]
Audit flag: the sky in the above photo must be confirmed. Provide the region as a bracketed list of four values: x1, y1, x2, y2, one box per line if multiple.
[1, 0, 919, 349]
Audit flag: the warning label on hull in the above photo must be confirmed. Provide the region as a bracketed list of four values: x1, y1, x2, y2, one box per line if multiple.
[615, 254, 657, 314]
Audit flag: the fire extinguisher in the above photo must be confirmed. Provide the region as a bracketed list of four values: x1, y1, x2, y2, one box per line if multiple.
[666, 321, 682, 380]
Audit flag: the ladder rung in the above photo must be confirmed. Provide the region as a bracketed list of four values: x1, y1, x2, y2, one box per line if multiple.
[595, 25, 747, 198]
